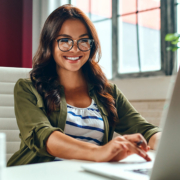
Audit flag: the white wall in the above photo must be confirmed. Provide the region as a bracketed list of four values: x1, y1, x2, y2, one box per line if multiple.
[110, 76, 174, 101]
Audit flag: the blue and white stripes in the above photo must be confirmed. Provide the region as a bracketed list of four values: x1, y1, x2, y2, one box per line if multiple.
[64, 99, 104, 145]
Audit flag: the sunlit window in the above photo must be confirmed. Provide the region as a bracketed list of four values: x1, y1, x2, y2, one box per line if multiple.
[118, 0, 161, 74]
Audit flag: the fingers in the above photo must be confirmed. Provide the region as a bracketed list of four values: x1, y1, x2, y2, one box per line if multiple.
[113, 135, 151, 161]
[123, 133, 148, 152]
[124, 141, 151, 161]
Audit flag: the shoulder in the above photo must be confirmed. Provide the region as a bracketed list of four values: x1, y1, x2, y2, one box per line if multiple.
[14, 78, 37, 95]
[15, 78, 33, 88]
[108, 82, 122, 99]
[14, 78, 44, 107]
[108, 82, 129, 107]
[109, 82, 117, 90]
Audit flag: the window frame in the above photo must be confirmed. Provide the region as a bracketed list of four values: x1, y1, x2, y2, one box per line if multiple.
[111, 0, 177, 79]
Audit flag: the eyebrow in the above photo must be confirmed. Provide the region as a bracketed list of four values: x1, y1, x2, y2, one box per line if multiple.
[57, 33, 89, 38]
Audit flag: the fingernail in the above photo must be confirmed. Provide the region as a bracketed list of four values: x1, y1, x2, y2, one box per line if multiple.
[146, 155, 152, 161]
[146, 146, 150, 151]
[140, 151, 146, 157]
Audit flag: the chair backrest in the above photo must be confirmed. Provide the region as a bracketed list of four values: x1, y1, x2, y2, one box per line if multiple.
[0, 67, 32, 162]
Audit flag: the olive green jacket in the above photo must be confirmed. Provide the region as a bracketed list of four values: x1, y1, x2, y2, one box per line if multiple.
[7, 79, 160, 166]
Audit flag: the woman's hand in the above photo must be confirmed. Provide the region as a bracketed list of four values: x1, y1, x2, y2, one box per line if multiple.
[92, 133, 151, 162]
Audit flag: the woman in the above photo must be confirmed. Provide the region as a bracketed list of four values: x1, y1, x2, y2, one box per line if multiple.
[7, 4, 160, 166]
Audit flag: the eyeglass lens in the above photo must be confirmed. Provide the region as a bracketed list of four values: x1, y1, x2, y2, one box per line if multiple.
[58, 38, 93, 52]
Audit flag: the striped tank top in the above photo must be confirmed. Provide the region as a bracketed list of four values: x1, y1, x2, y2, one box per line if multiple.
[64, 99, 104, 145]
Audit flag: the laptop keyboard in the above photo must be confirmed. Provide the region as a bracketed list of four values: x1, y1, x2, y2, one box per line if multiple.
[128, 168, 151, 175]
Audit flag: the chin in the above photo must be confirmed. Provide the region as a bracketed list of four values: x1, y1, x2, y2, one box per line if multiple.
[66, 66, 82, 72]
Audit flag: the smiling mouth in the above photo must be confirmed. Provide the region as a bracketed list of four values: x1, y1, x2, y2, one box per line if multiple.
[64, 56, 82, 61]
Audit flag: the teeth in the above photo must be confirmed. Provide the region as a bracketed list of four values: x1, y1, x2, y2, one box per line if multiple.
[65, 56, 80, 60]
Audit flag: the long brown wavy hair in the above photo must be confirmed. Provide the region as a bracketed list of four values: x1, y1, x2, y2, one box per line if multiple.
[30, 4, 118, 126]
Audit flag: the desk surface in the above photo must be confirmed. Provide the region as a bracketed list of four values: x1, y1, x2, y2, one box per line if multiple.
[3, 151, 155, 180]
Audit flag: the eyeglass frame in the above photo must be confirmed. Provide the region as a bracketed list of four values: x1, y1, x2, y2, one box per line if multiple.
[56, 38, 94, 52]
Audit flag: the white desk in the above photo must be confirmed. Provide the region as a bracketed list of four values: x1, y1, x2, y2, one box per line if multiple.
[3, 151, 155, 180]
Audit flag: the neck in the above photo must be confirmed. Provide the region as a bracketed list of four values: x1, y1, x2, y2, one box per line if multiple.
[57, 67, 87, 90]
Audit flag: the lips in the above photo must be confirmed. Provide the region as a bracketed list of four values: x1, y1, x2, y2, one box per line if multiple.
[64, 56, 82, 61]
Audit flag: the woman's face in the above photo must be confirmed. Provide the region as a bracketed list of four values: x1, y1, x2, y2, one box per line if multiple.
[52, 19, 91, 73]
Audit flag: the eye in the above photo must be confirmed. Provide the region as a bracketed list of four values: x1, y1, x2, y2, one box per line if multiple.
[80, 39, 89, 43]
[59, 38, 69, 43]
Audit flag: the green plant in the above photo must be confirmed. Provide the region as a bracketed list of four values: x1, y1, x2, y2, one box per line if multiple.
[165, 33, 180, 51]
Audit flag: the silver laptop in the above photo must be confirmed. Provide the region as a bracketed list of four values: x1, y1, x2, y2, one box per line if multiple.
[82, 68, 180, 180]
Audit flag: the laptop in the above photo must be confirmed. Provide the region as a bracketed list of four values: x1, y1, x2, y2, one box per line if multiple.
[82, 68, 180, 180]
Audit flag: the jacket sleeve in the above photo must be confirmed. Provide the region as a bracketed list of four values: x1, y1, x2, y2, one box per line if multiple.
[111, 83, 160, 143]
[14, 79, 63, 157]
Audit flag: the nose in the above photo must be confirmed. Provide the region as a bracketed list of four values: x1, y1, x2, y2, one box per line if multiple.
[69, 40, 80, 52]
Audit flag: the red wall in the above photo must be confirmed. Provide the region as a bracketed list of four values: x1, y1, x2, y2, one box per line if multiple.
[0, 0, 32, 68]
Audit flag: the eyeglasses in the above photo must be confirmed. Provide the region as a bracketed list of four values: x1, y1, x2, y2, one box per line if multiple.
[56, 38, 94, 52]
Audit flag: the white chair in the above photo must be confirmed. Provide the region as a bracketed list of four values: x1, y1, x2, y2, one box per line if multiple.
[0, 67, 32, 162]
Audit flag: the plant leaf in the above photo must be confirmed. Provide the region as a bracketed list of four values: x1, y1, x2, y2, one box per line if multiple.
[171, 39, 180, 44]
[165, 34, 179, 41]
[171, 47, 179, 51]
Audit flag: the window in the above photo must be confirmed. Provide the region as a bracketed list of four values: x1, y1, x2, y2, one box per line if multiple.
[118, 0, 161, 74]
[115, 0, 177, 78]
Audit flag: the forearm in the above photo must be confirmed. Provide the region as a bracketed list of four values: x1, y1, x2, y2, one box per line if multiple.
[46, 131, 98, 161]
[148, 132, 161, 150]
